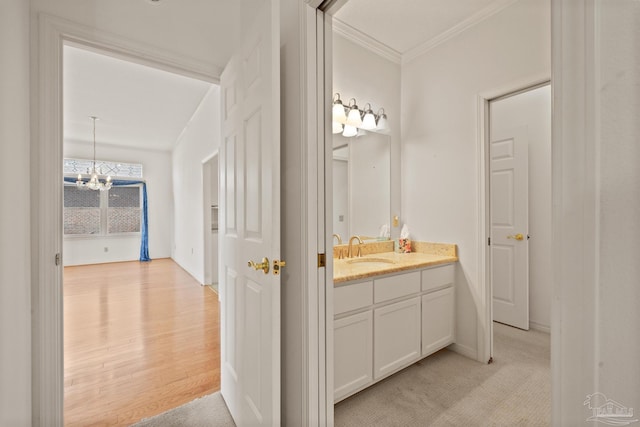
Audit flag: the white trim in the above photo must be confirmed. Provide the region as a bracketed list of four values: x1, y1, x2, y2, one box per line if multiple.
[476, 76, 551, 366]
[53, 16, 220, 83]
[33, 13, 220, 425]
[402, 0, 519, 65]
[201, 149, 219, 165]
[529, 321, 550, 334]
[449, 343, 478, 360]
[332, 18, 401, 64]
[551, 1, 601, 423]
[320, 10, 334, 426]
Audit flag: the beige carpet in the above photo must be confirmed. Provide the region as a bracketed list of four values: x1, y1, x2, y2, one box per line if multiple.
[130, 392, 235, 427]
[334, 322, 550, 426]
[131, 322, 549, 426]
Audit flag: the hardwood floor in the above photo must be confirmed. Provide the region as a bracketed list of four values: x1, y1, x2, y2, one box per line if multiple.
[63, 258, 220, 426]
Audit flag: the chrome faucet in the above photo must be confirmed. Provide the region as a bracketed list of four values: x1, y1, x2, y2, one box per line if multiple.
[347, 235, 363, 258]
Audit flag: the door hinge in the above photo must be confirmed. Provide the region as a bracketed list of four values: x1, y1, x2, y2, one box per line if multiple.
[488, 237, 491, 246]
[55, 253, 61, 266]
[317, 253, 326, 268]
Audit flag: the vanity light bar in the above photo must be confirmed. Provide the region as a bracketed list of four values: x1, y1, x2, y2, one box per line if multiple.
[332, 93, 389, 136]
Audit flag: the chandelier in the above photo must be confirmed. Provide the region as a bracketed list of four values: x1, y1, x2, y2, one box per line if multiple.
[76, 116, 112, 191]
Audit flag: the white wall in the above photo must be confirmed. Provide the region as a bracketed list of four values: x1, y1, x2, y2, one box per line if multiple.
[62, 141, 173, 266]
[490, 85, 552, 331]
[171, 86, 220, 284]
[0, 1, 31, 424]
[333, 32, 401, 238]
[400, 0, 550, 358]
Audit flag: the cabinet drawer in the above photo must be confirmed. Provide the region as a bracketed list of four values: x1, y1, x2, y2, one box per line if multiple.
[421, 264, 454, 292]
[335, 281, 373, 315]
[374, 271, 420, 304]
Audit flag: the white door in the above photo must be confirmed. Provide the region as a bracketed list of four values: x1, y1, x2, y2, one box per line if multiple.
[490, 126, 529, 330]
[219, 0, 280, 425]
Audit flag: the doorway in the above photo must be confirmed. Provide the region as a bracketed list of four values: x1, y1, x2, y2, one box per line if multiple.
[488, 83, 552, 333]
[61, 42, 221, 424]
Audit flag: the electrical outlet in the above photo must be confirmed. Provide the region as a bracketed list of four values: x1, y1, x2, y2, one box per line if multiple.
[104, 247, 109, 253]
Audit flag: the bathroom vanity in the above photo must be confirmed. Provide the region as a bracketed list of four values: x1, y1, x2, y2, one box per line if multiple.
[333, 244, 457, 402]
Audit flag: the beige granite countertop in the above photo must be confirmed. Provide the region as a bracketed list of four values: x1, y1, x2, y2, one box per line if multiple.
[333, 242, 458, 284]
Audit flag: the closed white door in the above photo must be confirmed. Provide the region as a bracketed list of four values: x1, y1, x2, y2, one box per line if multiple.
[490, 126, 529, 330]
[219, 0, 281, 425]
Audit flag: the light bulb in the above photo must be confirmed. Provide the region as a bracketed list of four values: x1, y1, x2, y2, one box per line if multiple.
[342, 125, 357, 137]
[376, 109, 389, 133]
[332, 121, 343, 134]
[346, 107, 362, 127]
[361, 111, 377, 130]
[332, 94, 347, 124]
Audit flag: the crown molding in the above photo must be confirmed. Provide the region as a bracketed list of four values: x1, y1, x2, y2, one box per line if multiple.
[332, 17, 401, 64]
[402, 0, 520, 65]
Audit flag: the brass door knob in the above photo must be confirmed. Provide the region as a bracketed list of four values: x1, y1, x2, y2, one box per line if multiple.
[248, 257, 270, 274]
[507, 233, 524, 241]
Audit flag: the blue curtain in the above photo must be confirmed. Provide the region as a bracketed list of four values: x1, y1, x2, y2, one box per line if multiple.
[63, 177, 150, 262]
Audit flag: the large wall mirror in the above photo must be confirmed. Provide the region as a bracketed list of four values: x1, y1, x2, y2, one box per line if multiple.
[333, 131, 390, 242]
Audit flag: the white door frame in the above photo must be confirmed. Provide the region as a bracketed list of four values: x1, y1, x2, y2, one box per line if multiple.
[34, 4, 332, 425]
[202, 151, 219, 287]
[476, 77, 550, 363]
[32, 14, 219, 425]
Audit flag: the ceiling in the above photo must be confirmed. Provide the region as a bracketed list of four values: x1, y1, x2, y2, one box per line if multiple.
[334, 0, 510, 55]
[63, 1, 511, 153]
[63, 45, 213, 152]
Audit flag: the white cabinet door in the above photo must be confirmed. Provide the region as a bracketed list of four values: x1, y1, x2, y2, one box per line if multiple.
[334, 311, 373, 402]
[373, 297, 421, 380]
[421, 287, 455, 356]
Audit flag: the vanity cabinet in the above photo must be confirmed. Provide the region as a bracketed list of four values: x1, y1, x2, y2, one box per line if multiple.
[374, 296, 421, 379]
[333, 281, 374, 401]
[421, 287, 454, 356]
[333, 262, 455, 403]
[334, 311, 373, 401]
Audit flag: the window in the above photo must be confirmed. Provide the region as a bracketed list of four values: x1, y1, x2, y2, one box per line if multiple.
[63, 187, 101, 235]
[63, 158, 144, 237]
[64, 185, 142, 236]
[108, 187, 141, 233]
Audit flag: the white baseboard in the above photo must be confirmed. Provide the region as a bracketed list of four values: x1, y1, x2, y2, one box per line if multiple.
[450, 343, 479, 361]
[529, 320, 550, 334]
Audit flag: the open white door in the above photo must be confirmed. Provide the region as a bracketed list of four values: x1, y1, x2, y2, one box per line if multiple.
[219, 0, 281, 425]
[490, 127, 529, 330]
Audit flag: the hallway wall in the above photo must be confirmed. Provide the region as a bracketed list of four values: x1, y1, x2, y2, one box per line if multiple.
[171, 86, 220, 284]
[0, 1, 31, 425]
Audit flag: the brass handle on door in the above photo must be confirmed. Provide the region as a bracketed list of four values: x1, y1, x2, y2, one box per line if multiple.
[507, 233, 524, 241]
[248, 257, 270, 274]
